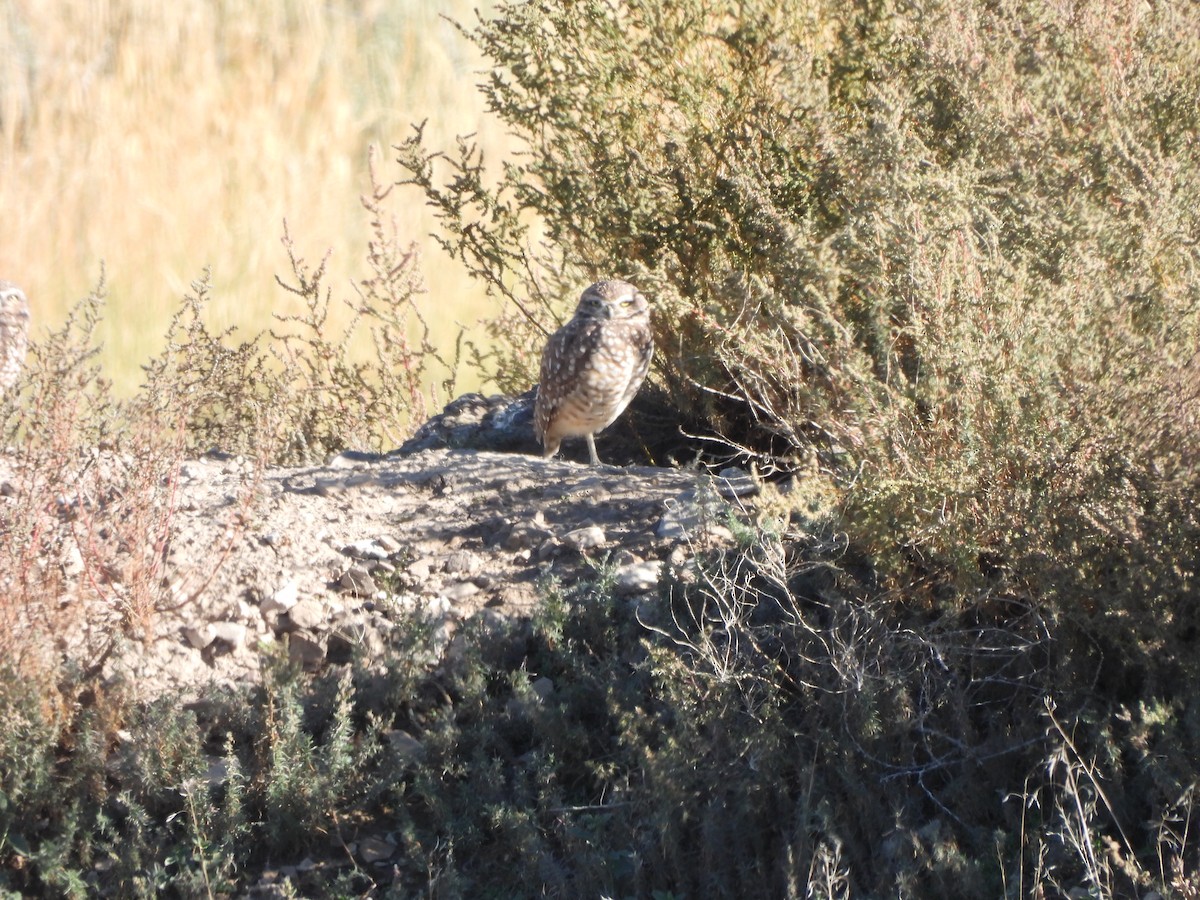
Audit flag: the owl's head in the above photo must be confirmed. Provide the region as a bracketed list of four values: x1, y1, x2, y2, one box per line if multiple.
[575, 280, 648, 321]
[0, 281, 28, 322]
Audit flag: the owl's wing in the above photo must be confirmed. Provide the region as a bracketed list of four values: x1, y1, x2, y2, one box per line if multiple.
[534, 320, 589, 431]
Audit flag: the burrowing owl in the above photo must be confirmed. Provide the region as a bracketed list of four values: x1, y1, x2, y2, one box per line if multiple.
[534, 279, 653, 465]
[0, 280, 29, 391]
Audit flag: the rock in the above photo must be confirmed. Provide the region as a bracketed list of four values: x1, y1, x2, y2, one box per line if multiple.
[398, 391, 539, 454]
[210, 621, 248, 649]
[339, 566, 377, 595]
[286, 598, 326, 631]
[341, 539, 390, 561]
[178, 460, 209, 480]
[407, 557, 435, 580]
[615, 560, 663, 595]
[261, 580, 300, 616]
[443, 549, 480, 575]
[656, 508, 695, 540]
[357, 836, 396, 864]
[204, 756, 230, 788]
[384, 729, 425, 761]
[563, 525, 605, 552]
[61, 542, 85, 578]
[29, 440, 744, 699]
[440, 581, 480, 603]
[287, 633, 327, 668]
[260, 530, 286, 548]
[715, 466, 759, 498]
[328, 619, 384, 662]
[183, 623, 216, 649]
[375, 534, 402, 554]
[503, 522, 554, 551]
[530, 676, 554, 702]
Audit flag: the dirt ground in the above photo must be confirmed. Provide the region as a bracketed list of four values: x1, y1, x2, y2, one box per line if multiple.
[98, 443, 755, 697]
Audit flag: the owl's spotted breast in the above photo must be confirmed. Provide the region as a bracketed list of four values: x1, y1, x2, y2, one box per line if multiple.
[534, 280, 653, 465]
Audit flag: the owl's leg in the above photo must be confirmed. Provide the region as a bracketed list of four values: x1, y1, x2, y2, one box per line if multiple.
[585, 433, 601, 466]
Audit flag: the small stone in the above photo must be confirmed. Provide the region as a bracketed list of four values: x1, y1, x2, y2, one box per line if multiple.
[357, 837, 396, 864]
[178, 460, 208, 480]
[61, 543, 85, 578]
[211, 621, 248, 649]
[708, 524, 736, 544]
[615, 560, 663, 595]
[385, 729, 425, 761]
[288, 633, 327, 668]
[342, 539, 389, 561]
[536, 538, 561, 561]
[715, 467, 759, 498]
[430, 613, 458, 657]
[262, 580, 300, 616]
[440, 581, 480, 603]
[260, 531, 285, 548]
[530, 677, 554, 702]
[612, 548, 638, 567]
[407, 557, 435, 580]
[657, 504, 703, 540]
[286, 598, 326, 630]
[375, 534, 402, 554]
[503, 523, 553, 551]
[339, 566, 377, 595]
[183, 624, 216, 649]
[563, 525, 605, 552]
[443, 549, 480, 575]
[326, 452, 367, 469]
[204, 756, 229, 788]
[328, 619, 384, 662]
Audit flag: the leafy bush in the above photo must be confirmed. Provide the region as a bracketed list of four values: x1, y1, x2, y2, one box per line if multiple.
[401, 0, 1200, 576]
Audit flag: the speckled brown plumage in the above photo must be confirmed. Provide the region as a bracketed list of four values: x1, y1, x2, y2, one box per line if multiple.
[534, 280, 653, 465]
[0, 281, 29, 392]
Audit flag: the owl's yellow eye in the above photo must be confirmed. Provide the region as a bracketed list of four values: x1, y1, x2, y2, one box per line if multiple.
[620, 298, 634, 306]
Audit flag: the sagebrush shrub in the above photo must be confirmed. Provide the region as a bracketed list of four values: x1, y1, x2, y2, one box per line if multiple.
[400, 0, 1200, 587]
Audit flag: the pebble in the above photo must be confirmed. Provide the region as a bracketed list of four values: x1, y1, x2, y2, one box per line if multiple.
[615, 560, 663, 595]
[440, 581, 480, 603]
[288, 633, 327, 668]
[210, 621, 248, 649]
[563, 525, 605, 552]
[530, 676, 555, 702]
[61, 543, 85, 578]
[261, 580, 299, 616]
[357, 837, 396, 864]
[342, 539, 390, 561]
[385, 730, 426, 761]
[287, 598, 326, 630]
[339, 566, 377, 595]
[715, 467, 759, 498]
[183, 624, 216, 649]
[444, 549, 480, 575]
[375, 534, 402, 554]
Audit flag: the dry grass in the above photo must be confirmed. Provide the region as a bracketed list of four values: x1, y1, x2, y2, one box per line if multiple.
[0, 0, 508, 394]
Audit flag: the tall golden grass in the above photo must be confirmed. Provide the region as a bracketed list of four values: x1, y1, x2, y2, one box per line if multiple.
[0, 0, 506, 394]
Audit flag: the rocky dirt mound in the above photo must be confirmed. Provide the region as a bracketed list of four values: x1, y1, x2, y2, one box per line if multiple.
[103, 445, 757, 697]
